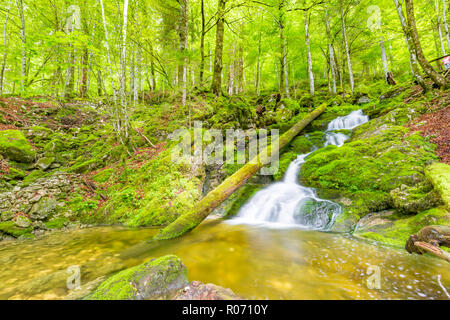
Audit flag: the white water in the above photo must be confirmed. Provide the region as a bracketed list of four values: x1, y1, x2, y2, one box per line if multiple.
[229, 110, 369, 230]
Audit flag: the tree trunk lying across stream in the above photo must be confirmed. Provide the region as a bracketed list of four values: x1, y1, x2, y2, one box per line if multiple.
[153, 103, 327, 240]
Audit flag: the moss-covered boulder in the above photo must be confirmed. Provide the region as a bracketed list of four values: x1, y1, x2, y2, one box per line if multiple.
[390, 183, 442, 214]
[36, 157, 55, 171]
[301, 124, 438, 219]
[425, 162, 450, 210]
[0, 130, 36, 163]
[86, 255, 189, 300]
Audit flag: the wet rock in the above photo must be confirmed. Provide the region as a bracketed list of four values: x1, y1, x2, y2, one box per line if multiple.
[354, 210, 395, 234]
[173, 281, 243, 300]
[85, 255, 189, 300]
[1, 211, 14, 222]
[357, 95, 371, 105]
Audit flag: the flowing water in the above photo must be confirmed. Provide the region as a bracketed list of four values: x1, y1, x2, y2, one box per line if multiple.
[229, 109, 369, 229]
[0, 110, 448, 300]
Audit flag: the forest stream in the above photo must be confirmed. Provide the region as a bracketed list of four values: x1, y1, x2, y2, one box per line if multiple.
[0, 111, 448, 300]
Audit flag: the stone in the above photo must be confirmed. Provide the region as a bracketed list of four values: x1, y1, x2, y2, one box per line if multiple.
[357, 95, 371, 105]
[85, 255, 189, 300]
[425, 162, 450, 210]
[390, 184, 443, 214]
[14, 215, 32, 228]
[173, 281, 243, 300]
[29, 197, 58, 220]
[354, 210, 395, 234]
[36, 157, 55, 171]
[0, 130, 36, 163]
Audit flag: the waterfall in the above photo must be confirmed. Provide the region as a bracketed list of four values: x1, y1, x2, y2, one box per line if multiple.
[228, 110, 369, 230]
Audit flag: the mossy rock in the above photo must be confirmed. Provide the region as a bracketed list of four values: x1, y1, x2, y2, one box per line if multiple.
[85, 255, 189, 300]
[44, 139, 66, 153]
[0, 221, 33, 238]
[44, 217, 68, 229]
[354, 207, 450, 248]
[291, 136, 313, 154]
[36, 157, 55, 171]
[390, 183, 443, 214]
[22, 170, 46, 187]
[0, 130, 36, 163]
[425, 162, 450, 210]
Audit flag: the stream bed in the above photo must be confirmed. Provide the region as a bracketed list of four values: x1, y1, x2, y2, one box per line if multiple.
[0, 222, 448, 300]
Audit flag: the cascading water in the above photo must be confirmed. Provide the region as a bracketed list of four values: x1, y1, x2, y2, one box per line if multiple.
[229, 109, 369, 230]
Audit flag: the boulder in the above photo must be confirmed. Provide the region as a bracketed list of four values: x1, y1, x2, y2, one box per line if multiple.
[357, 95, 371, 105]
[425, 162, 450, 210]
[29, 198, 58, 220]
[36, 157, 55, 171]
[86, 255, 189, 300]
[0, 130, 36, 163]
[14, 215, 32, 228]
[173, 281, 242, 300]
[390, 184, 443, 214]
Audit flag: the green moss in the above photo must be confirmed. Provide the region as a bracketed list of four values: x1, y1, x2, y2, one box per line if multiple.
[44, 217, 68, 229]
[22, 170, 46, 187]
[291, 136, 313, 154]
[223, 184, 262, 218]
[355, 207, 450, 248]
[92, 168, 115, 183]
[86, 255, 189, 300]
[0, 130, 36, 163]
[0, 221, 33, 238]
[425, 162, 450, 210]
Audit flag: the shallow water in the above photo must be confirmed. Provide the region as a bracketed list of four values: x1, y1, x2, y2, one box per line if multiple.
[0, 220, 448, 300]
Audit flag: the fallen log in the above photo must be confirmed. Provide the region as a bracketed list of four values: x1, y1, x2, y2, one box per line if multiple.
[413, 242, 450, 263]
[406, 225, 450, 263]
[153, 103, 327, 240]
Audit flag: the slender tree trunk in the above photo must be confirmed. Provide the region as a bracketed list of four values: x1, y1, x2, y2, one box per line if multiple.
[278, 0, 289, 97]
[435, 0, 447, 55]
[325, 7, 336, 95]
[100, 0, 118, 104]
[443, 0, 450, 51]
[211, 0, 226, 95]
[393, 0, 427, 90]
[305, 10, 314, 96]
[0, 0, 11, 95]
[256, 30, 262, 96]
[118, 0, 130, 141]
[340, 0, 354, 94]
[179, 0, 189, 105]
[380, 37, 389, 77]
[405, 0, 448, 88]
[16, 0, 27, 92]
[199, 0, 206, 84]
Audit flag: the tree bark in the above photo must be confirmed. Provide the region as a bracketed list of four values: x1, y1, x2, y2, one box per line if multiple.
[199, 0, 206, 84]
[0, 0, 11, 95]
[16, 0, 27, 92]
[435, 0, 447, 55]
[340, 0, 354, 94]
[278, 0, 289, 97]
[404, 0, 448, 88]
[324, 7, 336, 95]
[305, 10, 314, 96]
[443, 0, 450, 51]
[153, 103, 327, 240]
[393, 0, 427, 90]
[178, 0, 189, 105]
[211, 0, 227, 95]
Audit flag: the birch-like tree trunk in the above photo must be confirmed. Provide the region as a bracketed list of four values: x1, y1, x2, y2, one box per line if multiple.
[305, 10, 314, 96]
[404, 0, 448, 88]
[99, 0, 117, 105]
[443, 0, 450, 51]
[16, 0, 27, 92]
[199, 0, 206, 83]
[178, 0, 189, 105]
[278, 0, 289, 97]
[118, 0, 130, 140]
[435, 0, 446, 55]
[340, 0, 354, 94]
[324, 7, 336, 95]
[0, 0, 11, 95]
[211, 0, 226, 95]
[380, 37, 389, 77]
